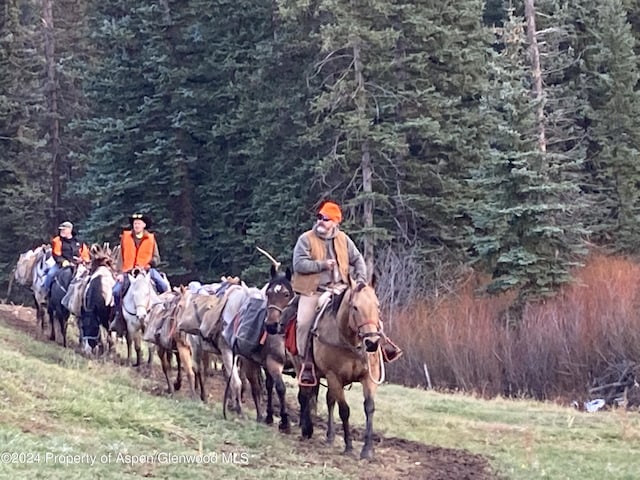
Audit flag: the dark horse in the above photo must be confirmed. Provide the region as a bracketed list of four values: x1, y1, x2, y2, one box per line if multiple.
[47, 266, 75, 347]
[241, 265, 295, 432]
[80, 256, 116, 355]
[296, 280, 384, 459]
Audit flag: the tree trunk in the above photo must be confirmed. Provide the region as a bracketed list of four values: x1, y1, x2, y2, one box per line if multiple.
[43, 0, 60, 226]
[524, 0, 546, 153]
[352, 40, 375, 280]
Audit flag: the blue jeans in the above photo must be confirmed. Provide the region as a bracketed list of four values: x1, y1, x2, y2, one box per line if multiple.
[149, 268, 170, 294]
[112, 268, 169, 306]
[44, 263, 61, 291]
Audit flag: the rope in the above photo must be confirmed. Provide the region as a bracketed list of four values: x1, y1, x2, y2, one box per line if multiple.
[367, 346, 386, 385]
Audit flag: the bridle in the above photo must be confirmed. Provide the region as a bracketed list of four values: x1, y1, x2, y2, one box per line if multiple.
[349, 288, 381, 341]
[264, 283, 295, 335]
[123, 275, 152, 317]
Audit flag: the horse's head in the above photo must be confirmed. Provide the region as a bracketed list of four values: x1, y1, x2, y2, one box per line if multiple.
[347, 280, 382, 353]
[90, 252, 114, 272]
[264, 266, 294, 335]
[127, 269, 153, 319]
[174, 285, 191, 321]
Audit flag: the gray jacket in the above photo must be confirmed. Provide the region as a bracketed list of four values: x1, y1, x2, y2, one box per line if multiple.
[292, 223, 367, 289]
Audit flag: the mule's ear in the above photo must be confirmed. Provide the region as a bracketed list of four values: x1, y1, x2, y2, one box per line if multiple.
[270, 264, 277, 278]
[370, 273, 377, 290]
[285, 267, 292, 281]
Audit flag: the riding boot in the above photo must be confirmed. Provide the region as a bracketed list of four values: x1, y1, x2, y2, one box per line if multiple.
[298, 336, 317, 387]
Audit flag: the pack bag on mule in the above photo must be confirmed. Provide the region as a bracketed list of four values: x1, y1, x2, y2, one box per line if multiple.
[224, 296, 268, 359]
[61, 266, 91, 317]
[143, 291, 180, 350]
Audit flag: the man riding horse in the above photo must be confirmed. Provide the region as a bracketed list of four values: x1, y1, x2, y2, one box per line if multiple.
[292, 201, 401, 386]
[110, 213, 170, 335]
[43, 221, 90, 294]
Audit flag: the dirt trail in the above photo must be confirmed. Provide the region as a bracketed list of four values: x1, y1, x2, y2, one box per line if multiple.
[0, 304, 499, 480]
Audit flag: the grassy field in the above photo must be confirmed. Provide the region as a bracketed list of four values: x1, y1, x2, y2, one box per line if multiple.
[1, 307, 639, 479]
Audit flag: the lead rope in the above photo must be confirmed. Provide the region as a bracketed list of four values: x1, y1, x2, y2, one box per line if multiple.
[367, 346, 385, 385]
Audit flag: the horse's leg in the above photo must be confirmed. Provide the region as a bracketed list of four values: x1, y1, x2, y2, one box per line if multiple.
[244, 361, 264, 423]
[147, 343, 155, 366]
[34, 294, 44, 333]
[159, 348, 173, 394]
[199, 350, 211, 402]
[133, 329, 143, 367]
[124, 323, 133, 366]
[265, 356, 289, 433]
[174, 349, 182, 390]
[326, 383, 337, 445]
[264, 370, 274, 425]
[61, 313, 68, 348]
[196, 362, 206, 403]
[48, 307, 56, 342]
[104, 315, 115, 354]
[221, 347, 242, 414]
[298, 385, 315, 439]
[176, 340, 197, 398]
[360, 378, 378, 460]
[40, 305, 47, 333]
[328, 374, 352, 454]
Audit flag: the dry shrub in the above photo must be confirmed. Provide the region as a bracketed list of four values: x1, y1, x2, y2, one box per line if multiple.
[387, 254, 640, 400]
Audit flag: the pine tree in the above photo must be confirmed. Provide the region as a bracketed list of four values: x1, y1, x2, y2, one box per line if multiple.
[0, 0, 49, 283]
[572, 0, 640, 251]
[471, 8, 587, 304]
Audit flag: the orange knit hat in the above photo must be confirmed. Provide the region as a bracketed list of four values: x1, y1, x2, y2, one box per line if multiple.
[318, 201, 342, 223]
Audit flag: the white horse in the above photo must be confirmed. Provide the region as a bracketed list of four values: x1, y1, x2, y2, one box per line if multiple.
[13, 245, 52, 332]
[121, 268, 162, 366]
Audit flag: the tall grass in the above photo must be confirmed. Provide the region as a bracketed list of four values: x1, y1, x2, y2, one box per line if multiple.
[389, 254, 640, 399]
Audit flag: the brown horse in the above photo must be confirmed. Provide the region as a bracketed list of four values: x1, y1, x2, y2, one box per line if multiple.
[240, 265, 295, 432]
[149, 290, 208, 401]
[297, 280, 384, 459]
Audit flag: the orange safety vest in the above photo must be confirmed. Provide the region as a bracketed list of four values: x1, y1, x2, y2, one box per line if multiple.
[120, 230, 156, 272]
[51, 236, 90, 263]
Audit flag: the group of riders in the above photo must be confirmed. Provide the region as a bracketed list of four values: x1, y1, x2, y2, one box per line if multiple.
[40, 201, 401, 385]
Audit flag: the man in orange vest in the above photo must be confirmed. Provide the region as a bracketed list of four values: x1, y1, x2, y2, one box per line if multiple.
[44, 221, 90, 293]
[291, 201, 402, 386]
[291, 201, 368, 385]
[110, 213, 170, 334]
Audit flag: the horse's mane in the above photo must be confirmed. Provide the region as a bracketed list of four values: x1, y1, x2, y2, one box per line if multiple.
[329, 288, 349, 316]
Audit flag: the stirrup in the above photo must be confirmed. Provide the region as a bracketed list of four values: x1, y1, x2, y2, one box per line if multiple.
[382, 338, 403, 364]
[297, 362, 318, 387]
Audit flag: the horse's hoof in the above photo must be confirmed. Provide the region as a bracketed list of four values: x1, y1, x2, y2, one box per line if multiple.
[360, 447, 374, 460]
[326, 434, 335, 445]
[265, 415, 274, 425]
[301, 426, 313, 439]
[279, 422, 291, 434]
[342, 446, 354, 456]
